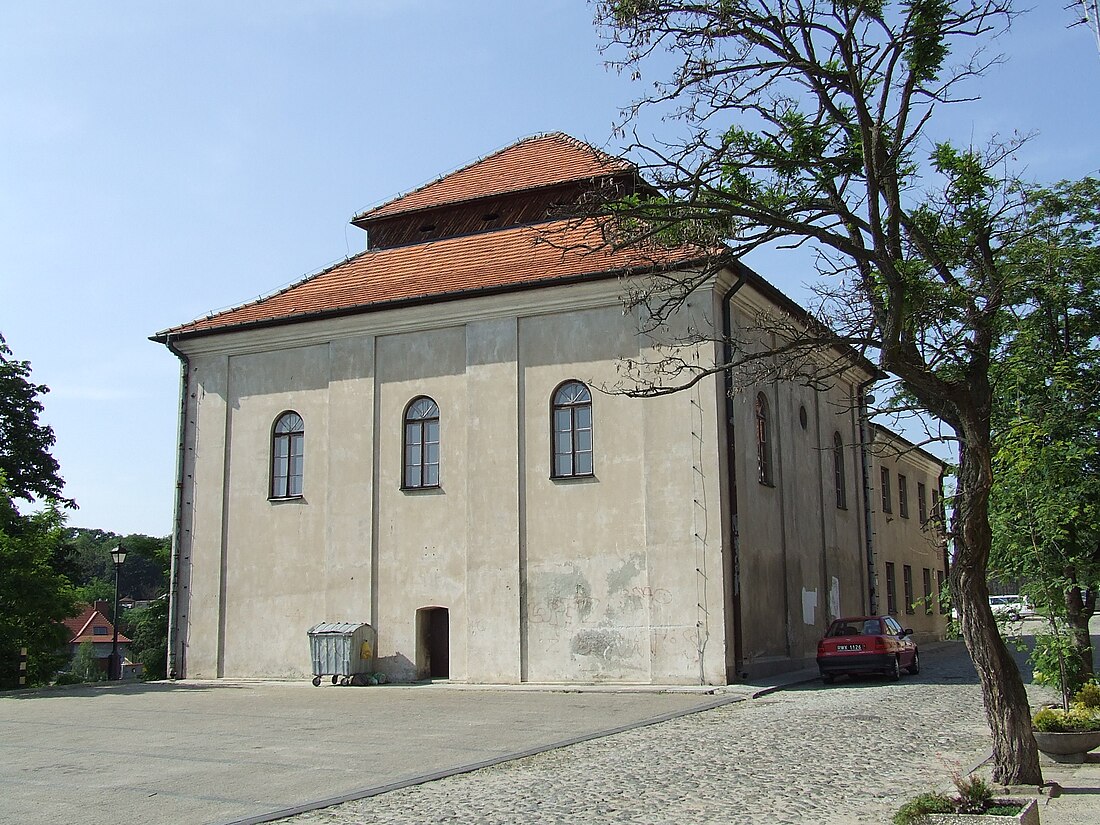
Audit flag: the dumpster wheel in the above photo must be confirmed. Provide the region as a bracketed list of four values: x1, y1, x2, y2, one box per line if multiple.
[311, 676, 321, 687]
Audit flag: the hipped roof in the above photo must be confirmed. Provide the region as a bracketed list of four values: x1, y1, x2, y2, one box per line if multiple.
[352, 133, 635, 223]
[154, 219, 707, 340]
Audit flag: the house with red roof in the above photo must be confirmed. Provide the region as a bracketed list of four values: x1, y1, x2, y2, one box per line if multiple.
[63, 601, 136, 677]
[153, 133, 945, 685]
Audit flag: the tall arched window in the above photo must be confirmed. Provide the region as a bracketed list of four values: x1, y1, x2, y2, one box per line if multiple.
[271, 411, 304, 498]
[833, 431, 847, 509]
[755, 392, 772, 485]
[552, 381, 593, 478]
[404, 396, 440, 489]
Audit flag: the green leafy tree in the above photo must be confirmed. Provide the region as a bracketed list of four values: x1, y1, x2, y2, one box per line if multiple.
[592, 0, 1090, 783]
[125, 598, 169, 680]
[73, 578, 115, 605]
[70, 640, 104, 683]
[0, 333, 77, 688]
[64, 529, 170, 602]
[0, 484, 75, 688]
[989, 179, 1100, 695]
[0, 334, 73, 507]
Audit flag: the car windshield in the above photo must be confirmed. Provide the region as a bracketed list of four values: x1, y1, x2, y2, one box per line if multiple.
[828, 619, 882, 637]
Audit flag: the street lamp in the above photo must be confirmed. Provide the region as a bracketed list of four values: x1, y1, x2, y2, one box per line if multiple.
[108, 544, 127, 680]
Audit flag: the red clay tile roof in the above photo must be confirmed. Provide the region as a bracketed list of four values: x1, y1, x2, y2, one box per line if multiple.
[156, 219, 707, 339]
[354, 133, 635, 222]
[64, 605, 130, 645]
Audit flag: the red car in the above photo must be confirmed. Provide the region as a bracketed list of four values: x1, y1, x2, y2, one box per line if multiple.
[816, 615, 919, 683]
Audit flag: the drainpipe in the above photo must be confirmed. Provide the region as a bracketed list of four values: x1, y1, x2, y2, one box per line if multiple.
[857, 378, 877, 615]
[164, 335, 190, 680]
[720, 267, 749, 679]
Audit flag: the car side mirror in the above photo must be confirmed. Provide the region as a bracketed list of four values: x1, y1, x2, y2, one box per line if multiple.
[902, 629, 913, 636]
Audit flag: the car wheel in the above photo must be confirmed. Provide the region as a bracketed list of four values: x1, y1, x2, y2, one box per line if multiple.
[888, 656, 901, 681]
[821, 672, 834, 684]
[907, 651, 920, 675]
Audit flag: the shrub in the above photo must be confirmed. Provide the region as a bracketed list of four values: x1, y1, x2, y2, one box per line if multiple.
[1032, 706, 1100, 732]
[1074, 680, 1100, 710]
[1030, 632, 1092, 696]
[893, 792, 954, 825]
[893, 773, 1022, 823]
[952, 773, 993, 814]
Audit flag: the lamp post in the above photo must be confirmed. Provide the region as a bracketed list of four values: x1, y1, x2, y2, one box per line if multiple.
[108, 544, 127, 680]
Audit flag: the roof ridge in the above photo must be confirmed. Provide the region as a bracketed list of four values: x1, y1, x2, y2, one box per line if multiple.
[351, 133, 557, 221]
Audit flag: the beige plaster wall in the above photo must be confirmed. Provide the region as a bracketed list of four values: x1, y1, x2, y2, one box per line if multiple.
[726, 290, 871, 677]
[870, 431, 948, 642]
[172, 281, 731, 684]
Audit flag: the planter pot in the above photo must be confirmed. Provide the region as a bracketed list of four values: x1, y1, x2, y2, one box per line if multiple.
[1032, 729, 1100, 763]
[913, 798, 1039, 824]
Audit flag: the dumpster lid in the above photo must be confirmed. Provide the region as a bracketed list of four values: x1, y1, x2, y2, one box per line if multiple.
[307, 621, 369, 635]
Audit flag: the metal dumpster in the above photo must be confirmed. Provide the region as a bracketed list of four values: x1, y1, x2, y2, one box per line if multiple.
[306, 622, 376, 686]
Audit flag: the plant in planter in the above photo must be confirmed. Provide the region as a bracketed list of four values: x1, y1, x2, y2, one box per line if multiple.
[893, 774, 1038, 824]
[1032, 680, 1100, 763]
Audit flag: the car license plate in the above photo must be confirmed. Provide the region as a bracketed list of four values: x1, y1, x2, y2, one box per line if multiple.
[837, 644, 863, 651]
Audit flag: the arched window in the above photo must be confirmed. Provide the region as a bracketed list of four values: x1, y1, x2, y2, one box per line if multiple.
[755, 392, 772, 485]
[404, 396, 440, 489]
[833, 431, 847, 509]
[271, 411, 304, 498]
[552, 381, 593, 478]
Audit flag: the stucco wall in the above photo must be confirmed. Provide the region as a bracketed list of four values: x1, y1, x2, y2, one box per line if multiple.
[725, 290, 871, 677]
[172, 280, 732, 684]
[870, 430, 948, 642]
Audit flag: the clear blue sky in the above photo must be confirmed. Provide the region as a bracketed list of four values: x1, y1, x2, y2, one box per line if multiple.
[1, 2, 1096, 536]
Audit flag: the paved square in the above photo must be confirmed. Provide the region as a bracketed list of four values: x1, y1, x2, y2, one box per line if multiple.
[0, 680, 727, 825]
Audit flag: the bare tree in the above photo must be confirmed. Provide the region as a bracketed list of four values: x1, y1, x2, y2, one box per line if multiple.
[591, 0, 1061, 784]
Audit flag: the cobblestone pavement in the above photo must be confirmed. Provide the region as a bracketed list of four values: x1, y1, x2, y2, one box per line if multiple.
[285, 643, 1050, 825]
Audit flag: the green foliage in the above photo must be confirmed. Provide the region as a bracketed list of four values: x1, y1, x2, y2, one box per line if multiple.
[0, 334, 72, 506]
[1032, 706, 1100, 732]
[63, 529, 170, 601]
[74, 579, 114, 605]
[985, 804, 1024, 816]
[988, 178, 1100, 692]
[1075, 681, 1100, 709]
[70, 641, 104, 683]
[0, 485, 76, 689]
[895, 774, 1006, 822]
[1030, 632, 1081, 692]
[597, 1, 1082, 783]
[905, 0, 952, 81]
[952, 773, 993, 814]
[0, 334, 80, 689]
[53, 670, 83, 686]
[893, 792, 954, 824]
[125, 598, 169, 680]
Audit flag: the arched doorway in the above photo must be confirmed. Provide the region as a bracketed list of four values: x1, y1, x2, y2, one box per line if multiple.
[415, 606, 449, 680]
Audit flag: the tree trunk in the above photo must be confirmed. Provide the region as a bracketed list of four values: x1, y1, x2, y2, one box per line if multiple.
[1065, 584, 1096, 692]
[951, 423, 1044, 785]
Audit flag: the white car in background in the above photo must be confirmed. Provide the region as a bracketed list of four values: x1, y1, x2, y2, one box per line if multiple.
[989, 595, 1036, 620]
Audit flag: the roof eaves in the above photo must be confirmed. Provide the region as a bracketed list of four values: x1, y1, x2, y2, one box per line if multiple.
[870, 422, 949, 470]
[730, 259, 884, 380]
[154, 254, 713, 344]
[150, 249, 371, 343]
[349, 171, 640, 229]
